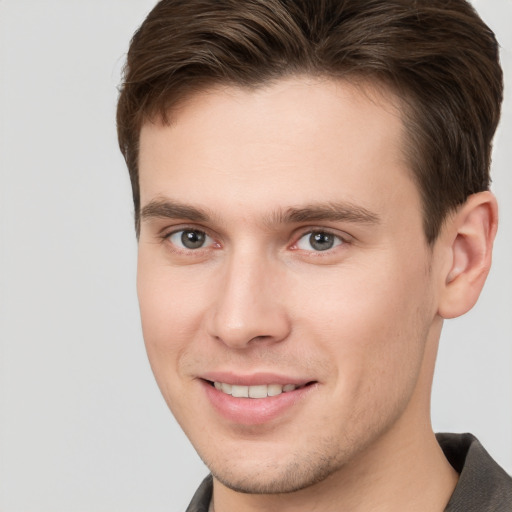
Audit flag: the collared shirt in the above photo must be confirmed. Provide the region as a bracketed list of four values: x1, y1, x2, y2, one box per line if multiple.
[186, 433, 512, 511]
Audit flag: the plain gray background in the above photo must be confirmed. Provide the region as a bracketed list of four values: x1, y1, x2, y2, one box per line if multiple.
[0, 1, 510, 510]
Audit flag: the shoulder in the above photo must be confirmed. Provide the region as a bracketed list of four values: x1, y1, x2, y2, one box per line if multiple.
[186, 474, 213, 512]
[437, 433, 512, 512]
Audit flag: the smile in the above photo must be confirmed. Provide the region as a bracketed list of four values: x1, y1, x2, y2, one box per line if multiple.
[213, 382, 307, 398]
[203, 378, 317, 424]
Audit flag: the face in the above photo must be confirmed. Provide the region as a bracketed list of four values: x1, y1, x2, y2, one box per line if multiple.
[137, 78, 443, 494]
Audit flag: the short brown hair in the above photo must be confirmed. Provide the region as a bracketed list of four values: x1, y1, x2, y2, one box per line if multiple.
[116, 0, 503, 242]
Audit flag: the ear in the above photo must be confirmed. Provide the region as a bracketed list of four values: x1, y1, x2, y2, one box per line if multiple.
[437, 191, 498, 319]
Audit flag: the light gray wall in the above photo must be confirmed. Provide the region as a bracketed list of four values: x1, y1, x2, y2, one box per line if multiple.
[0, 1, 510, 510]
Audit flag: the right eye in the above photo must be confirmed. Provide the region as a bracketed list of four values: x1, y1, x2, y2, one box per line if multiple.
[168, 229, 214, 250]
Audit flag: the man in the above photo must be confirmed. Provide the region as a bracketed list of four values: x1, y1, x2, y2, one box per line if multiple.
[116, 1, 512, 510]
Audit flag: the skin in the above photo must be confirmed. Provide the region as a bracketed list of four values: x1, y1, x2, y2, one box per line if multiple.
[136, 77, 496, 512]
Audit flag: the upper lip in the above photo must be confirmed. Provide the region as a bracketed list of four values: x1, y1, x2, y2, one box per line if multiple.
[200, 372, 315, 386]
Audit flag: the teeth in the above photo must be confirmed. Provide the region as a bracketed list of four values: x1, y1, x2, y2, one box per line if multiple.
[221, 383, 232, 394]
[231, 385, 249, 398]
[213, 382, 301, 398]
[249, 385, 267, 398]
[267, 384, 283, 397]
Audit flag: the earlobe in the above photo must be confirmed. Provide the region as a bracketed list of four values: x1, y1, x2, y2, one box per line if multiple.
[438, 191, 498, 319]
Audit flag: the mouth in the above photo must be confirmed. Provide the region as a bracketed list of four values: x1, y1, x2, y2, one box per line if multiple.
[200, 373, 318, 424]
[208, 380, 314, 398]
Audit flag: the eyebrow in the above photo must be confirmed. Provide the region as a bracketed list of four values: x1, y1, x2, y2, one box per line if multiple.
[141, 199, 211, 223]
[276, 202, 380, 225]
[140, 198, 380, 226]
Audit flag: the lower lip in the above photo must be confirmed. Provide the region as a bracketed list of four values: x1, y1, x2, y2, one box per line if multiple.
[201, 381, 316, 425]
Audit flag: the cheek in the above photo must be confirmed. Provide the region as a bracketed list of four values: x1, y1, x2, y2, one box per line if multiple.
[297, 260, 433, 396]
[136, 254, 207, 375]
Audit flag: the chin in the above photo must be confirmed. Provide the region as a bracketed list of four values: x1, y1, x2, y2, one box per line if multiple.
[201, 442, 346, 495]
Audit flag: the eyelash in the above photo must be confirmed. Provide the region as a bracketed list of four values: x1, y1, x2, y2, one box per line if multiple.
[161, 226, 349, 256]
[162, 227, 218, 254]
[291, 229, 347, 253]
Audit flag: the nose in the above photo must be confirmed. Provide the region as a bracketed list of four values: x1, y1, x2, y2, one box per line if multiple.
[205, 251, 291, 349]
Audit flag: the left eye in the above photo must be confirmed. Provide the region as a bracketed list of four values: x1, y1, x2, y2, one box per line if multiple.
[295, 231, 343, 252]
[168, 229, 213, 250]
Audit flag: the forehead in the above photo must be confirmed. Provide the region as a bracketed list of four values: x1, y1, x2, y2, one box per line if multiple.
[138, 77, 419, 225]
